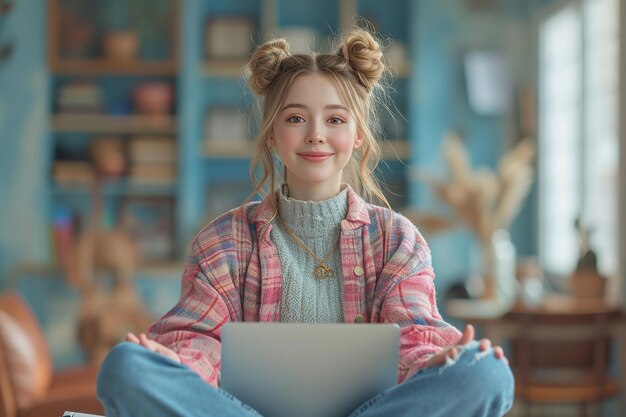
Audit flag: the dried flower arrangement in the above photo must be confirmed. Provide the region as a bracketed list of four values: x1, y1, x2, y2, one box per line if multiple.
[403, 132, 536, 247]
[403, 133, 536, 299]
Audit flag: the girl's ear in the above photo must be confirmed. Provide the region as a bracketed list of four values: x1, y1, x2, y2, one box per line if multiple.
[353, 133, 364, 150]
[268, 133, 275, 148]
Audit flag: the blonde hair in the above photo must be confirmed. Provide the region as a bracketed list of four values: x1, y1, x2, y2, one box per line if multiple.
[243, 28, 393, 222]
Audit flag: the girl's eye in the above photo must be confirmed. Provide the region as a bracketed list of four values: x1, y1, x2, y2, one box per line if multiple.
[328, 116, 345, 125]
[287, 115, 305, 123]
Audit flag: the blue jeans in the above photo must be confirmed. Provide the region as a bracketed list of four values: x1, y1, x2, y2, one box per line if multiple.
[97, 342, 514, 417]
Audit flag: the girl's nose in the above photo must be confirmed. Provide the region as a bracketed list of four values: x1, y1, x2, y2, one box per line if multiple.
[306, 135, 325, 144]
[306, 123, 326, 144]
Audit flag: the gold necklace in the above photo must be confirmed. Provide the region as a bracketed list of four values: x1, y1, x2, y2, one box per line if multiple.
[277, 216, 340, 279]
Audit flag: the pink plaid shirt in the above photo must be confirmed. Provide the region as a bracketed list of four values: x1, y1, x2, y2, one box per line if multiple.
[148, 187, 462, 386]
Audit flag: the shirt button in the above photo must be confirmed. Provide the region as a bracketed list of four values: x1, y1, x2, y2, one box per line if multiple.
[353, 266, 364, 276]
[354, 315, 365, 323]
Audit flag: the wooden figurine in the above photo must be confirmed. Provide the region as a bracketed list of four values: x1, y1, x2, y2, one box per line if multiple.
[64, 176, 153, 364]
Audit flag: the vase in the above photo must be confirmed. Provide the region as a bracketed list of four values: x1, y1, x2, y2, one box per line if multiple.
[90, 137, 127, 178]
[102, 31, 139, 61]
[476, 230, 517, 303]
[133, 82, 174, 116]
[569, 269, 606, 299]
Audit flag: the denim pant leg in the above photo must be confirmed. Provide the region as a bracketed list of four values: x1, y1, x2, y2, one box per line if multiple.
[348, 341, 515, 417]
[97, 342, 262, 417]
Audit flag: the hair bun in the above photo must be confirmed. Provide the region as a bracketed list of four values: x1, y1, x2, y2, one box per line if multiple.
[339, 29, 384, 92]
[247, 38, 290, 95]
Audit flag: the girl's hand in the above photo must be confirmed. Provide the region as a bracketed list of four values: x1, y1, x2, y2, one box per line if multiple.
[125, 332, 182, 364]
[423, 324, 506, 368]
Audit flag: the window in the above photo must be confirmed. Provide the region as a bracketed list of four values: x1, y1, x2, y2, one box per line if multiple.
[538, 0, 619, 278]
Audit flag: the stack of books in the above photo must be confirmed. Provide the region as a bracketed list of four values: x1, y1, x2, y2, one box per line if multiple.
[127, 136, 177, 184]
[56, 81, 104, 113]
[52, 161, 95, 185]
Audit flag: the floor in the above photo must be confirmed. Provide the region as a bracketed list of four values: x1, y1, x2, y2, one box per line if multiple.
[506, 401, 618, 417]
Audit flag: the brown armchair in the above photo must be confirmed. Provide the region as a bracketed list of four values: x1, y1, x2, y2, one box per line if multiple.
[0, 291, 104, 417]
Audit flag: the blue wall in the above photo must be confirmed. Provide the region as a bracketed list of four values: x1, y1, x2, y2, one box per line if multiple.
[410, 0, 537, 294]
[0, 0, 49, 279]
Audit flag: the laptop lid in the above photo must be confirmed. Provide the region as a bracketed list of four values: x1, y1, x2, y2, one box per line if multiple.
[221, 322, 399, 417]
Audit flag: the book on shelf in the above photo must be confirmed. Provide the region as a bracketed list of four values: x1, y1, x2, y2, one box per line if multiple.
[128, 162, 177, 184]
[56, 81, 104, 114]
[128, 136, 177, 164]
[52, 161, 95, 184]
[204, 108, 250, 143]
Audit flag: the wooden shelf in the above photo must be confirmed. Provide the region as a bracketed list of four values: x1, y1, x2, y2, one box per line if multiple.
[47, 0, 180, 77]
[201, 60, 248, 77]
[203, 140, 254, 158]
[50, 59, 178, 76]
[52, 180, 177, 197]
[52, 114, 177, 134]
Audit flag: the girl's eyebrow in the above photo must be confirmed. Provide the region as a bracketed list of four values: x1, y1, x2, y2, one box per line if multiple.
[280, 103, 348, 112]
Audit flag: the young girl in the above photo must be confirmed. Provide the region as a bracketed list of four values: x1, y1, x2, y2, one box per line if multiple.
[97, 28, 514, 417]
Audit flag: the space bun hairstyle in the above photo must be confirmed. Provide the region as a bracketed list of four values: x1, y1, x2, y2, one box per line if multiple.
[337, 29, 385, 93]
[243, 26, 392, 219]
[247, 28, 385, 96]
[247, 38, 291, 96]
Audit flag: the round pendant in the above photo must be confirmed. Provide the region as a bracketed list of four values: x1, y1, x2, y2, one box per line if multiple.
[314, 265, 332, 279]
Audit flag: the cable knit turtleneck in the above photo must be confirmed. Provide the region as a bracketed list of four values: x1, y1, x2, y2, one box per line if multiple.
[272, 186, 347, 323]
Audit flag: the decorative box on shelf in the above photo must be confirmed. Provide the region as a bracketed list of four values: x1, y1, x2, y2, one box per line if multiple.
[205, 17, 255, 61]
[203, 107, 251, 158]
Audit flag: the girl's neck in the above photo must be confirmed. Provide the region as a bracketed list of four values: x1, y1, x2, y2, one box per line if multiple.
[278, 186, 348, 232]
[283, 180, 342, 202]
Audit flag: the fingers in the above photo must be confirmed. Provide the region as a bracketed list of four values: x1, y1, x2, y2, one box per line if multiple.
[449, 347, 458, 360]
[493, 345, 504, 359]
[123, 332, 181, 363]
[479, 338, 492, 351]
[125, 332, 140, 343]
[459, 325, 509, 363]
[457, 324, 474, 345]
[126, 332, 154, 350]
[125, 332, 157, 352]
[479, 338, 508, 363]
[425, 351, 443, 367]
[424, 342, 509, 370]
[139, 333, 156, 350]
[424, 347, 453, 368]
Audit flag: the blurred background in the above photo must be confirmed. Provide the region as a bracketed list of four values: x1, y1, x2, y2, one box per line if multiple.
[0, 0, 624, 416]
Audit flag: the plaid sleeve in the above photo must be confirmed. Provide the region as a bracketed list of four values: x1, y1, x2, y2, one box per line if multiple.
[378, 215, 462, 383]
[146, 260, 229, 386]
[146, 212, 245, 387]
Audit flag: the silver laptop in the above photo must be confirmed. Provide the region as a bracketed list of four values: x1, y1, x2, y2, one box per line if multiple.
[221, 322, 399, 417]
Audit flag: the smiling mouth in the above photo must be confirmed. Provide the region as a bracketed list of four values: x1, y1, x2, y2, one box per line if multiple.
[297, 152, 334, 162]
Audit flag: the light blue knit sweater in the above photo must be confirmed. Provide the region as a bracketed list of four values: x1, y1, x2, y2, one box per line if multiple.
[272, 187, 347, 323]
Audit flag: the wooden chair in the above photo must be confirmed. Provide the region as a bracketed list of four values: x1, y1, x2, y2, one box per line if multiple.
[507, 310, 621, 417]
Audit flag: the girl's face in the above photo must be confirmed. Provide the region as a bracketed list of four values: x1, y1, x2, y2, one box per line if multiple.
[270, 73, 362, 201]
